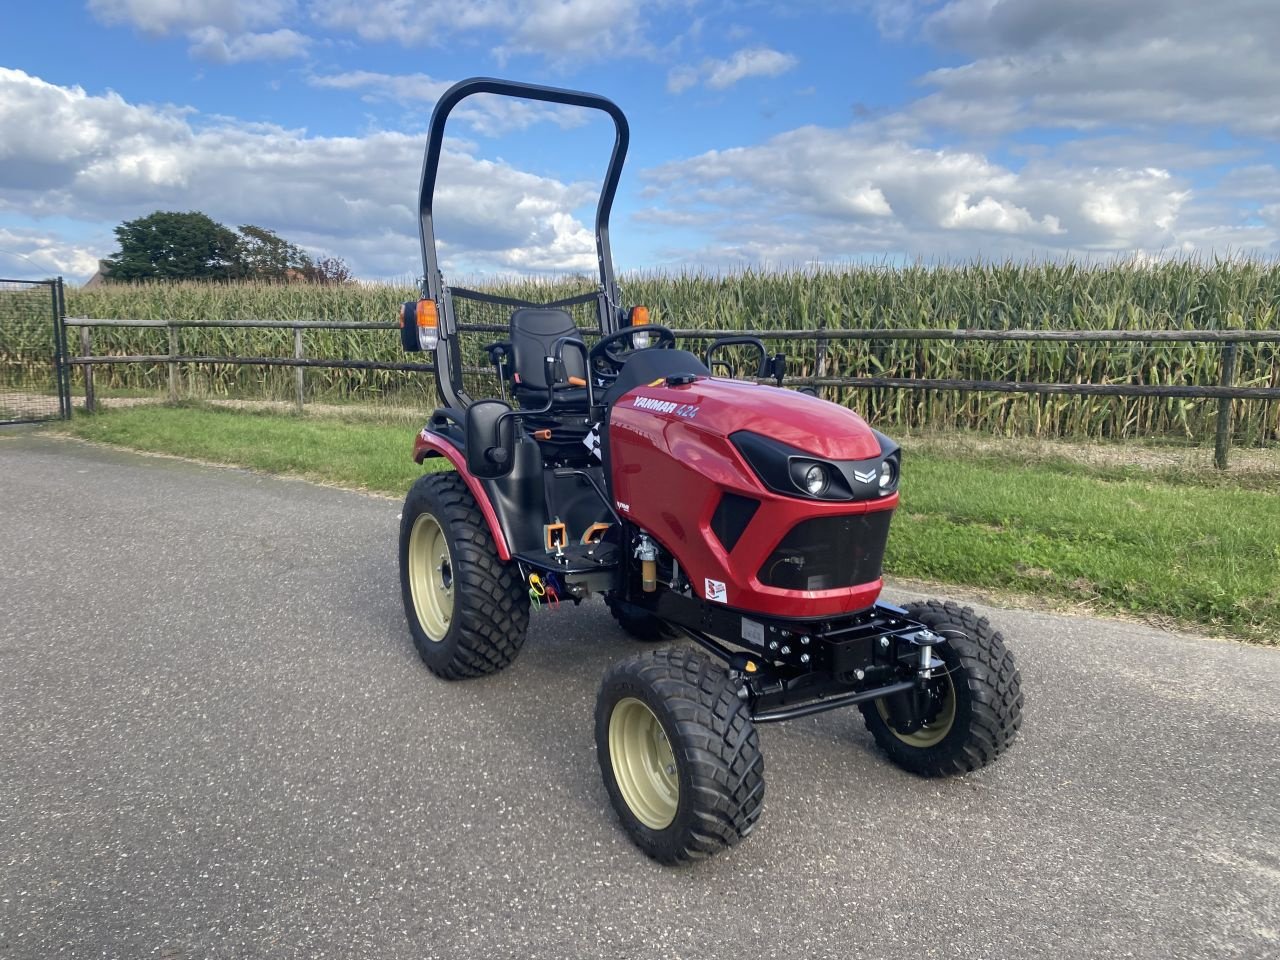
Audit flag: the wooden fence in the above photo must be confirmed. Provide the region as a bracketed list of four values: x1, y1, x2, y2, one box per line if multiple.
[64, 317, 1280, 469]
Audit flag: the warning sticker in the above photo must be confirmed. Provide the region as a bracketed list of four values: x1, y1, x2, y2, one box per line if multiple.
[740, 617, 764, 644]
[705, 579, 727, 603]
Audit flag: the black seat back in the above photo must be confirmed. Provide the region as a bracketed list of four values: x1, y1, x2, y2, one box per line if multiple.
[509, 308, 586, 392]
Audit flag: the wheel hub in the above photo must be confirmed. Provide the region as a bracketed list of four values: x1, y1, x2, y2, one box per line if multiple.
[879, 672, 957, 748]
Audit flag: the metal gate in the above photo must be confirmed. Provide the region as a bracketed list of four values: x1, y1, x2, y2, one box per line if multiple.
[0, 278, 70, 424]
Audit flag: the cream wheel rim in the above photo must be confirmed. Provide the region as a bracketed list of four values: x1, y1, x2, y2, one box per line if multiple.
[408, 513, 454, 640]
[878, 671, 957, 748]
[609, 697, 679, 830]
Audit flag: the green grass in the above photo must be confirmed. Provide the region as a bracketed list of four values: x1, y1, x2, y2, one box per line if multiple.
[59, 402, 446, 495]
[55, 403, 1280, 642]
[894, 451, 1279, 636]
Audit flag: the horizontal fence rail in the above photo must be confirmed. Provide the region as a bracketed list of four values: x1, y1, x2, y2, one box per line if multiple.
[668, 327, 1280, 344]
[73, 355, 435, 372]
[61, 317, 1280, 467]
[66, 317, 397, 330]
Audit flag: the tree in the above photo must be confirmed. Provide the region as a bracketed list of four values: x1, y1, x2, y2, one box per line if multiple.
[300, 255, 355, 285]
[105, 211, 242, 281]
[105, 210, 354, 283]
[236, 224, 314, 281]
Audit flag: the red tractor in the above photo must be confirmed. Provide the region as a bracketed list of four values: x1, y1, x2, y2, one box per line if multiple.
[398, 78, 1023, 863]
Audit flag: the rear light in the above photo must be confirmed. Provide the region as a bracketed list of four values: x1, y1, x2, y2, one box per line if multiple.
[629, 305, 650, 349]
[400, 299, 440, 352]
[416, 298, 439, 351]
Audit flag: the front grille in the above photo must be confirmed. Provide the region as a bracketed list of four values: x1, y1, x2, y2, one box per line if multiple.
[758, 508, 893, 590]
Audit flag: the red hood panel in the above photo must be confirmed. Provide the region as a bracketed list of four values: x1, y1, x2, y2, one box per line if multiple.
[617, 377, 882, 460]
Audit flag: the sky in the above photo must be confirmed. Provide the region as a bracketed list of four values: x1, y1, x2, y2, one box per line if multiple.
[2, 1, 1280, 283]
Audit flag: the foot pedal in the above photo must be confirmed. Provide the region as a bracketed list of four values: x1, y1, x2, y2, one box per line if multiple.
[544, 520, 567, 554]
[580, 522, 611, 545]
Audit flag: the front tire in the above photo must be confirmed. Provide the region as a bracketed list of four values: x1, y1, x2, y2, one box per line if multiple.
[399, 471, 529, 680]
[595, 648, 764, 864]
[860, 599, 1023, 776]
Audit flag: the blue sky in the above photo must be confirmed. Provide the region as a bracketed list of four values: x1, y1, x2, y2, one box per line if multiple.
[2, 1, 1280, 282]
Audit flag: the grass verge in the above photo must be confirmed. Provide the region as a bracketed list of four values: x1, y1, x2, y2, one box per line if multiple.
[53, 403, 1280, 643]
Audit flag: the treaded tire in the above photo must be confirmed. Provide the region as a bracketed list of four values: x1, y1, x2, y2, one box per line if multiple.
[399, 471, 529, 680]
[595, 647, 764, 864]
[860, 599, 1023, 777]
[604, 595, 673, 642]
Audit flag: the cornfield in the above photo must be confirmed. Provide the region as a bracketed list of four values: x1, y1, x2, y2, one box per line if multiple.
[63, 259, 1280, 443]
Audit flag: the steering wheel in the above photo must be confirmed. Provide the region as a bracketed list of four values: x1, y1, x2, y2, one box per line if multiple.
[588, 325, 677, 382]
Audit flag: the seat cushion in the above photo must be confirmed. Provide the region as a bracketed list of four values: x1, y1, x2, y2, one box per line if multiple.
[509, 308, 587, 392]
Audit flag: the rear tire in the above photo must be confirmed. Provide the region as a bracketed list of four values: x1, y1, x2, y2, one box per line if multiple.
[604, 595, 673, 642]
[399, 471, 529, 680]
[860, 599, 1023, 776]
[595, 648, 764, 864]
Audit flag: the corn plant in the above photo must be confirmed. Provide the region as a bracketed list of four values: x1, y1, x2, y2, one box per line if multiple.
[65, 260, 1280, 443]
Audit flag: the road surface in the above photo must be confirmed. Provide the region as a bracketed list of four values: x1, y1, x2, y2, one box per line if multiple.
[2, 433, 1276, 959]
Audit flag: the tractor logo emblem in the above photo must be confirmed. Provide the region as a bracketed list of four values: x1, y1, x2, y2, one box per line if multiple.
[853, 468, 877, 483]
[633, 395, 699, 419]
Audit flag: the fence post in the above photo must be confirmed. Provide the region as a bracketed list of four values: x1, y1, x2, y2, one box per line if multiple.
[293, 326, 305, 413]
[79, 325, 96, 413]
[167, 322, 179, 403]
[54, 278, 72, 420]
[814, 327, 829, 401]
[1214, 342, 1237, 470]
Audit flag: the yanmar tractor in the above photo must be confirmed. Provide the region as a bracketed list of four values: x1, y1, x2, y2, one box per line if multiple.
[398, 78, 1023, 864]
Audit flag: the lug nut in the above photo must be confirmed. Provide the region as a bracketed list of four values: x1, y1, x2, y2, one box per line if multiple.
[855, 669, 865, 680]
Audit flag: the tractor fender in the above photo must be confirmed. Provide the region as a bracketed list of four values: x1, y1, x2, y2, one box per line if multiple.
[413, 429, 513, 561]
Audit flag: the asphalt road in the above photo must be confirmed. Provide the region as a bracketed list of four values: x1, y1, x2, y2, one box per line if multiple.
[2, 433, 1277, 960]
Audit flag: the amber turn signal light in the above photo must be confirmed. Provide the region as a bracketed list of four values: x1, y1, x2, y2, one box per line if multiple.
[416, 299, 438, 328]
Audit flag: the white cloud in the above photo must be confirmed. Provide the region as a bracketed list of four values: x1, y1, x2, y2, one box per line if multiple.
[667, 46, 798, 94]
[308, 71, 453, 103]
[90, 0, 309, 65]
[0, 69, 597, 278]
[941, 194, 1061, 235]
[87, 0, 295, 34]
[0, 227, 104, 279]
[307, 72, 592, 136]
[309, 0, 648, 61]
[898, 0, 1280, 138]
[639, 122, 1216, 264]
[705, 47, 797, 90]
[188, 27, 311, 62]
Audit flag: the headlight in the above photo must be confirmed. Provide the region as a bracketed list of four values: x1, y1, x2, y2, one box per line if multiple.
[731, 431, 853, 501]
[878, 459, 896, 489]
[632, 329, 651, 350]
[802, 463, 828, 496]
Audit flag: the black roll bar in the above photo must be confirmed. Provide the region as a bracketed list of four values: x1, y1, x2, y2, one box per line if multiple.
[417, 77, 631, 317]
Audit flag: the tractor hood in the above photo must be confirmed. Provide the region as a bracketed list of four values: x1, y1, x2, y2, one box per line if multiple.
[614, 376, 884, 461]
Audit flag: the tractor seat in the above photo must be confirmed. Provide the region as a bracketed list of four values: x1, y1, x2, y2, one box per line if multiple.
[509, 307, 589, 411]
